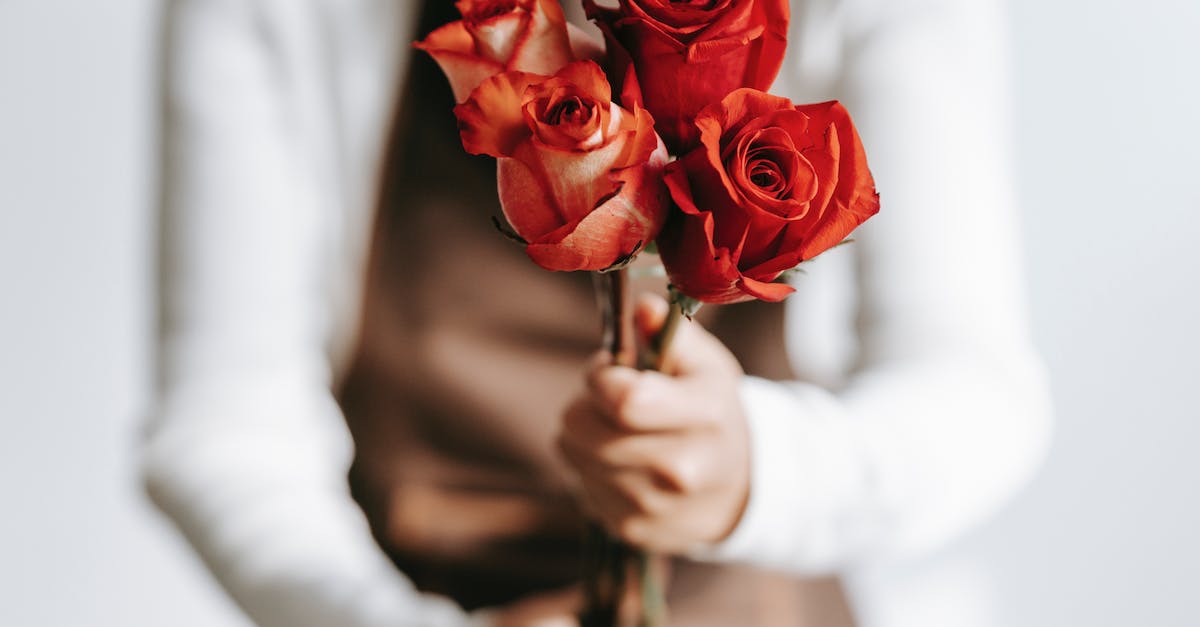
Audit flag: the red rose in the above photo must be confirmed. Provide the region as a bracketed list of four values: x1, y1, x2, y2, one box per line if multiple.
[455, 61, 670, 271]
[657, 89, 880, 304]
[583, 0, 789, 151]
[415, 0, 602, 103]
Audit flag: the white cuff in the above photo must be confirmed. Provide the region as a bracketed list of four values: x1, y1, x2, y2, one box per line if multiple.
[690, 376, 874, 574]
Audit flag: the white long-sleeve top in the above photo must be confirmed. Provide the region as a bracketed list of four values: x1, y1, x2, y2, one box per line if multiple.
[144, 0, 1052, 625]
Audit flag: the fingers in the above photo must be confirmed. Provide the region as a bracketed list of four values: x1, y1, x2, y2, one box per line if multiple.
[559, 397, 673, 467]
[568, 453, 739, 553]
[559, 394, 721, 497]
[557, 385, 751, 551]
[558, 301, 752, 553]
[578, 302, 745, 433]
[586, 364, 722, 432]
[562, 440, 703, 550]
[559, 397, 694, 487]
[570, 456, 671, 519]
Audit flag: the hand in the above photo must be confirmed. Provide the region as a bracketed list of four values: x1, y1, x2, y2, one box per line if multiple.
[479, 585, 582, 627]
[558, 296, 752, 553]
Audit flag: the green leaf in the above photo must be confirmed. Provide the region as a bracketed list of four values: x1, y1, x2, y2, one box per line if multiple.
[667, 285, 703, 319]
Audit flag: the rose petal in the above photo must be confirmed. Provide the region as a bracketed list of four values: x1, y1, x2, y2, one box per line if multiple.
[524, 181, 653, 271]
[519, 68, 613, 151]
[658, 210, 746, 304]
[794, 102, 879, 259]
[518, 128, 630, 225]
[737, 275, 795, 302]
[497, 156, 562, 239]
[524, 136, 669, 271]
[467, 10, 528, 64]
[663, 160, 705, 216]
[414, 22, 507, 103]
[455, 70, 540, 157]
[508, 0, 576, 75]
[552, 60, 613, 104]
[685, 25, 764, 64]
[527, 92, 605, 149]
[419, 0, 580, 102]
[617, 105, 662, 171]
[745, 0, 789, 90]
[710, 88, 797, 137]
[624, 0, 745, 43]
[741, 246, 804, 279]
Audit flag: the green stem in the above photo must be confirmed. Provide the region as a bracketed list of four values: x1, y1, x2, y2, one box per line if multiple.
[583, 270, 636, 627]
[583, 270, 678, 627]
[639, 552, 665, 627]
[644, 300, 684, 371]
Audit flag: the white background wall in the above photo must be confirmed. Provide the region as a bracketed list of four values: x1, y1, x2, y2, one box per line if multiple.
[0, 1, 1196, 626]
[0, 2, 248, 626]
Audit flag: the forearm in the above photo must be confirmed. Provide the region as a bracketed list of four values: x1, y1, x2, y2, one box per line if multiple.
[697, 0, 1052, 572]
[704, 355, 1050, 573]
[151, 1, 478, 623]
[143, 359, 484, 626]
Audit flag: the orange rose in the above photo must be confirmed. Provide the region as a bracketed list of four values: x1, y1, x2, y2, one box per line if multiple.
[455, 61, 670, 271]
[657, 89, 879, 303]
[415, 0, 601, 103]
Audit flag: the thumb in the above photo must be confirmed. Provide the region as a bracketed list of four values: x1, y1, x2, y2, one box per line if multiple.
[633, 294, 671, 345]
[633, 295, 740, 378]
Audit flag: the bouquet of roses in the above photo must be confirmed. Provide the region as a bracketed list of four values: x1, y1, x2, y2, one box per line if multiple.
[417, 1, 880, 624]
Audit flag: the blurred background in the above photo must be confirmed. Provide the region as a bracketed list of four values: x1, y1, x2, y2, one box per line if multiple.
[1, 1, 1196, 626]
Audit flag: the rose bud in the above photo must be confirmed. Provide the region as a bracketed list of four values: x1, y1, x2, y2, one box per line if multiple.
[657, 89, 880, 304]
[415, 0, 604, 103]
[455, 61, 670, 272]
[583, 0, 789, 151]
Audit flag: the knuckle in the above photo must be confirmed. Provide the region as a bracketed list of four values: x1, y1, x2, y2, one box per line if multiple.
[612, 380, 645, 430]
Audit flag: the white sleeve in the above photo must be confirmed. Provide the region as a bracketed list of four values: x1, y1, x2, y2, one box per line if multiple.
[144, 1, 480, 624]
[698, 0, 1053, 573]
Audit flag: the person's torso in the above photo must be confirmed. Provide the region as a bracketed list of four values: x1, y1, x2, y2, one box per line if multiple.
[334, 14, 857, 622]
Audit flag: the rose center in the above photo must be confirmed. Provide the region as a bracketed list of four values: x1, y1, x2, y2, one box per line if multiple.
[527, 88, 608, 151]
[546, 97, 592, 126]
[734, 143, 795, 201]
[749, 161, 784, 192]
[722, 123, 821, 218]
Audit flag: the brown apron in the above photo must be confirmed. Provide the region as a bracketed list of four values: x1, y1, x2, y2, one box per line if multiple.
[335, 13, 856, 624]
